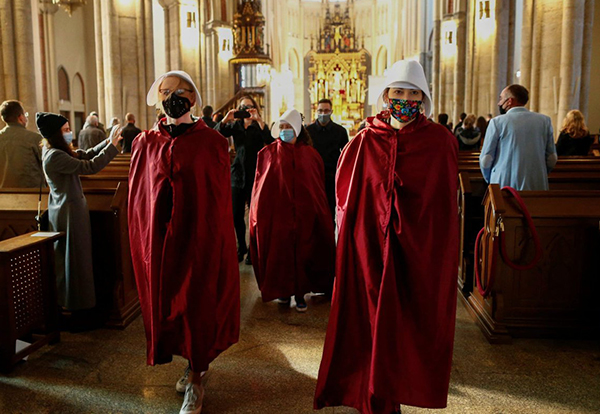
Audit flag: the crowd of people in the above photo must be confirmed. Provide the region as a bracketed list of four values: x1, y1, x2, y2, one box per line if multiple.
[0, 59, 597, 414]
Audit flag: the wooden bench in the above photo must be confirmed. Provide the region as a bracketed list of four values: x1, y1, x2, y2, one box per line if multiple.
[463, 184, 600, 343]
[0, 232, 63, 373]
[458, 160, 600, 300]
[0, 185, 139, 329]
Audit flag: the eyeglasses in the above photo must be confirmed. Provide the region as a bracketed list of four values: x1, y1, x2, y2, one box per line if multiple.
[159, 88, 194, 96]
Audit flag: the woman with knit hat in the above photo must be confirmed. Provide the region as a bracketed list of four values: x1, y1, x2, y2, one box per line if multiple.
[36, 112, 121, 313]
[128, 70, 239, 414]
[314, 60, 459, 413]
[248, 109, 335, 312]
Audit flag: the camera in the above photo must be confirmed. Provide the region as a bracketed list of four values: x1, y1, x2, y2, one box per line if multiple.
[234, 110, 251, 119]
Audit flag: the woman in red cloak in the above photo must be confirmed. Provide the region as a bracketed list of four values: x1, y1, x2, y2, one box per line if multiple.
[249, 109, 335, 312]
[128, 71, 239, 414]
[314, 60, 459, 414]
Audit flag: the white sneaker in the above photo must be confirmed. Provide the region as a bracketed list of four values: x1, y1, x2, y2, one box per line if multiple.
[179, 382, 204, 414]
[176, 366, 191, 393]
[177, 368, 208, 393]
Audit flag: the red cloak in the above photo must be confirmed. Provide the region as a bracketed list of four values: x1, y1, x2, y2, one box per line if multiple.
[249, 140, 335, 301]
[314, 114, 458, 413]
[128, 120, 240, 372]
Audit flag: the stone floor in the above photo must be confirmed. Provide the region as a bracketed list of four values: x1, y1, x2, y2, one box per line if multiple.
[1, 262, 600, 414]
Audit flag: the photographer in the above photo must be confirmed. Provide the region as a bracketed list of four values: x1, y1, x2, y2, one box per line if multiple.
[215, 95, 273, 264]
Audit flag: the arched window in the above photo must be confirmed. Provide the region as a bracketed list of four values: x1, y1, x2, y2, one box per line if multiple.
[58, 66, 70, 101]
[376, 46, 387, 76]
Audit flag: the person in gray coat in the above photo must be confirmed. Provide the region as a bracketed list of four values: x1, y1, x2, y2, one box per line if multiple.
[36, 112, 121, 311]
[78, 115, 106, 150]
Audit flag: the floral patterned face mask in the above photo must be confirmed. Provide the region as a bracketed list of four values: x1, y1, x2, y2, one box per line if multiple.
[388, 98, 422, 123]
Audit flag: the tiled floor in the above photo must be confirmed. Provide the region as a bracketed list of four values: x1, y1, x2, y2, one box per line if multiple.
[1, 262, 599, 413]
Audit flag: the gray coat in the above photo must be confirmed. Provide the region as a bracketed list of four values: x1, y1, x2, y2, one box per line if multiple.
[78, 126, 106, 150]
[42, 139, 118, 310]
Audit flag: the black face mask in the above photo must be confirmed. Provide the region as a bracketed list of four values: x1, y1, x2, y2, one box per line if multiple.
[498, 98, 509, 115]
[162, 93, 191, 119]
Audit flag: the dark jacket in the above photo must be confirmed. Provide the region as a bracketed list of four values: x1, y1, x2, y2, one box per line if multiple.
[202, 116, 217, 129]
[121, 123, 142, 153]
[215, 119, 273, 189]
[78, 126, 106, 150]
[555, 131, 593, 156]
[306, 120, 349, 177]
[456, 126, 481, 151]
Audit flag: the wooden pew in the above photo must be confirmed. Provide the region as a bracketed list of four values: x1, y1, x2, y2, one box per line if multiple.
[0, 232, 63, 373]
[458, 160, 600, 300]
[0, 185, 139, 329]
[464, 184, 600, 343]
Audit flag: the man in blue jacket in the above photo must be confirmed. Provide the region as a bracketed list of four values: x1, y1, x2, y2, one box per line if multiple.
[480, 84, 557, 190]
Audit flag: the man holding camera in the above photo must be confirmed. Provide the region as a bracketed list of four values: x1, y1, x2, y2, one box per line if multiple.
[215, 96, 274, 264]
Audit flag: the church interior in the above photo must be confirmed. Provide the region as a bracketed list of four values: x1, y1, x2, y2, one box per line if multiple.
[1, 0, 600, 413]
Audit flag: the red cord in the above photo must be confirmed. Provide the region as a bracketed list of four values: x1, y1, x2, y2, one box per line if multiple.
[473, 187, 543, 298]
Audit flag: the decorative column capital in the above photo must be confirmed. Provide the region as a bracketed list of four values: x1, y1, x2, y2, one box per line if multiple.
[38, 1, 59, 14]
[157, 0, 181, 9]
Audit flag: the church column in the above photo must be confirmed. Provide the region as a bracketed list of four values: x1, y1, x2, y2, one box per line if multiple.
[431, 0, 441, 116]
[95, 0, 155, 128]
[579, 0, 594, 116]
[490, 0, 511, 113]
[38, 2, 60, 113]
[453, 8, 467, 121]
[159, 0, 201, 97]
[0, 0, 38, 124]
[557, 0, 586, 126]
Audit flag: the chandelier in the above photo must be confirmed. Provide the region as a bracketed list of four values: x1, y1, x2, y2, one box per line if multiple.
[52, 0, 86, 16]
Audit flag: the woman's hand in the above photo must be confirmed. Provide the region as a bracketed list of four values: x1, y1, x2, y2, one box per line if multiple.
[109, 125, 123, 147]
[223, 109, 236, 124]
[248, 108, 265, 128]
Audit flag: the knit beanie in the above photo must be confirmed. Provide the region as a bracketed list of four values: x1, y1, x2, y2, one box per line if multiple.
[36, 112, 68, 139]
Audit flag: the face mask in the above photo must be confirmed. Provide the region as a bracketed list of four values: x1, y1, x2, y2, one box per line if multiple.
[388, 98, 422, 123]
[317, 113, 331, 124]
[63, 131, 73, 145]
[162, 93, 191, 119]
[498, 98, 509, 115]
[279, 129, 295, 143]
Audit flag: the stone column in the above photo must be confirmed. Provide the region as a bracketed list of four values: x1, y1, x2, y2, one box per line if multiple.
[95, 0, 155, 128]
[0, 0, 38, 124]
[38, 2, 60, 113]
[431, 0, 441, 116]
[557, 0, 585, 126]
[453, 9, 467, 121]
[579, 0, 595, 116]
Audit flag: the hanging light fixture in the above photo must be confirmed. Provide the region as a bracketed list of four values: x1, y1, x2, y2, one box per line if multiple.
[51, 0, 86, 17]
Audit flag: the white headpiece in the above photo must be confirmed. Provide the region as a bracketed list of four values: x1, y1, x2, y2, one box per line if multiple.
[146, 70, 202, 108]
[271, 109, 303, 138]
[376, 60, 432, 117]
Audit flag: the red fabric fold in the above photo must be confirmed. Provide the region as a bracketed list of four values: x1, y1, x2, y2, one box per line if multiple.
[249, 140, 335, 301]
[128, 120, 240, 372]
[315, 114, 459, 413]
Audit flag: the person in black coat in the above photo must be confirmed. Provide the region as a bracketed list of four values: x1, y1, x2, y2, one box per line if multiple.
[121, 113, 142, 153]
[215, 95, 273, 263]
[201, 105, 217, 129]
[306, 98, 349, 221]
[556, 109, 593, 156]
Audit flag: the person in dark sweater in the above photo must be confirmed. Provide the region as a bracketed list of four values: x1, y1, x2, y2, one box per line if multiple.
[306, 98, 349, 221]
[556, 109, 593, 156]
[215, 95, 273, 264]
[201, 105, 216, 128]
[455, 114, 481, 151]
[438, 113, 452, 132]
[453, 112, 467, 135]
[121, 113, 142, 153]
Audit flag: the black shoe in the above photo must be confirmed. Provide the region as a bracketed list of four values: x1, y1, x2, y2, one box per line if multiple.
[244, 254, 252, 265]
[237, 251, 245, 262]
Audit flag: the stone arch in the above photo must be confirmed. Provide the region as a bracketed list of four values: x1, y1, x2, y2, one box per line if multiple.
[72, 73, 85, 108]
[288, 48, 300, 78]
[58, 66, 70, 102]
[375, 46, 387, 76]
